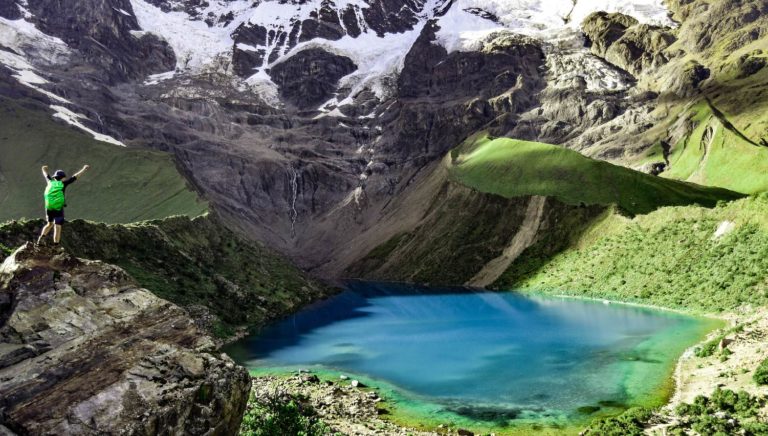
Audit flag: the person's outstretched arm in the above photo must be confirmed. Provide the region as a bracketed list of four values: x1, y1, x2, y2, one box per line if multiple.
[41, 165, 49, 180]
[72, 165, 90, 178]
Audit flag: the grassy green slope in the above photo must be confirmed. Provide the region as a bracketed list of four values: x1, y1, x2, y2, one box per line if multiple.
[495, 195, 768, 313]
[449, 133, 742, 215]
[348, 182, 603, 285]
[661, 102, 768, 194]
[0, 216, 331, 338]
[0, 98, 207, 223]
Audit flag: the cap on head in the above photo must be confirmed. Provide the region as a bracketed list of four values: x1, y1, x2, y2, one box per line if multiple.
[53, 170, 66, 180]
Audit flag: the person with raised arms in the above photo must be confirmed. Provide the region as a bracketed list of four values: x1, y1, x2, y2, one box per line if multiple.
[36, 164, 90, 246]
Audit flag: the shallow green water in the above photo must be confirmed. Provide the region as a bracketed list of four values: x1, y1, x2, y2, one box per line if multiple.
[225, 282, 718, 434]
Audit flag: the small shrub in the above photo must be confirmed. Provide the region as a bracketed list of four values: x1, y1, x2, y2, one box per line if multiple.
[672, 388, 767, 435]
[582, 407, 654, 435]
[754, 357, 768, 385]
[240, 391, 331, 436]
[695, 335, 724, 358]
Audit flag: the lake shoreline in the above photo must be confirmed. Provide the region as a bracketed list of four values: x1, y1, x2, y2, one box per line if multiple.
[228, 284, 723, 434]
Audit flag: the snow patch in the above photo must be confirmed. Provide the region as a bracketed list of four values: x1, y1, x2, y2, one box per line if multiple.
[712, 221, 736, 240]
[113, 7, 132, 17]
[15, 0, 32, 19]
[241, 69, 281, 106]
[236, 43, 259, 52]
[0, 17, 71, 102]
[0, 16, 70, 64]
[130, 0, 253, 72]
[128, 0, 427, 104]
[285, 22, 425, 112]
[50, 105, 126, 146]
[144, 70, 176, 85]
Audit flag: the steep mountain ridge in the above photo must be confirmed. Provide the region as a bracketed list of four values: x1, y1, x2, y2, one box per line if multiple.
[1, 0, 766, 280]
[345, 133, 740, 284]
[0, 0, 693, 273]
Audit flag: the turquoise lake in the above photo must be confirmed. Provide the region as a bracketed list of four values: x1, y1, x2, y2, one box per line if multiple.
[225, 282, 716, 433]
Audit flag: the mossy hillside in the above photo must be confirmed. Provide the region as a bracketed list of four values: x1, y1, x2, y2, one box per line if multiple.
[0, 97, 207, 223]
[347, 184, 534, 284]
[495, 195, 768, 313]
[687, 1, 768, 146]
[346, 179, 604, 285]
[0, 216, 331, 337]
[661, 102, 768, 194]
[449, 134, 741, 216]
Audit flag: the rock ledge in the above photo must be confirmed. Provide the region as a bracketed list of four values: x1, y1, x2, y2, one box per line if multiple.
[0, 243, 249, 435]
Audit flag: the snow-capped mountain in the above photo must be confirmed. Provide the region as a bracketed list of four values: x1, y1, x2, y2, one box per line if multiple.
[4, 0, 671, 114]
[2, 0, 762, 276]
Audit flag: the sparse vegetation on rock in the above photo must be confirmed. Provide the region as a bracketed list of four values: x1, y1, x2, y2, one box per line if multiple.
[0, 215, 332, 339]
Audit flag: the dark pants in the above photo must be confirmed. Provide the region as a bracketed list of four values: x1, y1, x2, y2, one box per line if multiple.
[45, 209, 65, 224]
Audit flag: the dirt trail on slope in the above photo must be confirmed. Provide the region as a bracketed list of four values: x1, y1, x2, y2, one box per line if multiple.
[467, 195, 547, 287]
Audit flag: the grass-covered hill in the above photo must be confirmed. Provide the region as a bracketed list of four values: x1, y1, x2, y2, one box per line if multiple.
[495, 194, 768, 313]
[449, 133, 742, 215]
[349, 133, 744, 286]
[658, 102, 768, 195]
[0, 216, 331, 339]
[0, 97, 207, 223]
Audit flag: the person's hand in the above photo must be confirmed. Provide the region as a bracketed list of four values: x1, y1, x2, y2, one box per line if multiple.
[83, 165, 90, 171]
[42, 165, 48, 171]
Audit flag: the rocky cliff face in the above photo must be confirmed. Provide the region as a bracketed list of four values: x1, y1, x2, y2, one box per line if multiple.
[0, 244, 250, 435]
[0, 215, 331, 341]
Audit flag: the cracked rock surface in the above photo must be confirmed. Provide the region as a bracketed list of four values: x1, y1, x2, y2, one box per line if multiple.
[0, 244, 250, 435]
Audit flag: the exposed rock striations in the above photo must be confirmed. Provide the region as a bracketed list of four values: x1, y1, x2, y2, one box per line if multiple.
[582, 11, 675, 77]
[0, 244, 250, 435]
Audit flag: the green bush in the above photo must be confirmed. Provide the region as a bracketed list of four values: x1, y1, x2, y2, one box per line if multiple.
[582, 407, 654, 435]
[0, 242, 10, 257]
[672, 388, 767, 435]
[695, 335, 724, 358]
[754, 357, 768, 385]
[240, 392, 332, 436]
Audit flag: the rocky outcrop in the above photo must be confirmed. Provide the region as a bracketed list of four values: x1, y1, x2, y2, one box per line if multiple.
[398, 24, 544, 101]
[0, 216, 331, 340]
[381, 23, 546, 160]
[0, 244, 250, 435]
[269, 48, 357, 108]
[22, 0, 176, 82]
[232, 23, 270, 77]
[666, 0, 768, 55]
[582, 12, 675, 77]
[0, 1, 22, 20]
[249, 374, 436, 436]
